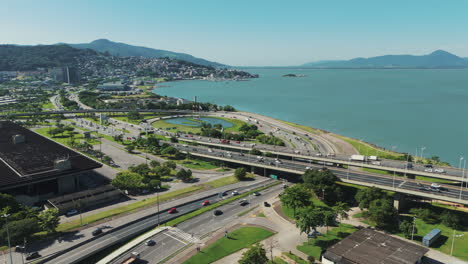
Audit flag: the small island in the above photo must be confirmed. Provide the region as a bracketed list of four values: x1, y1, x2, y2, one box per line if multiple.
[282, 73, 307, 77]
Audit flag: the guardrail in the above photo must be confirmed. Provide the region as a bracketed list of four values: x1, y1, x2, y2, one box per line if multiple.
[184, 151, 468, 205]
[178, 138, 463, 181]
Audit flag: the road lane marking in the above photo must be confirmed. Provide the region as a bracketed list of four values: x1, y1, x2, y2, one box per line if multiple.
[163, 233, 188, 245]
[398, 181, 407, 187]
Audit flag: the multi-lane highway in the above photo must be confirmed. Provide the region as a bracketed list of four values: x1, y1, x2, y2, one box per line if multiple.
[44, 180, 274, 264]
[110, 184, 283, 264]
[170, 143, 468, 204]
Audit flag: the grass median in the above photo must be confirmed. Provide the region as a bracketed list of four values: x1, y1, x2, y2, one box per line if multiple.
[182, 226, 275, 264]
[166, 182, 280, 227]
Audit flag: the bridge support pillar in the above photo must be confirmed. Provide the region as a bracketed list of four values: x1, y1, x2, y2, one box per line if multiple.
[393, 193, 410, 212]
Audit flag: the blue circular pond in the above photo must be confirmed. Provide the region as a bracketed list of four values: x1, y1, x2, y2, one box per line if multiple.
[165, 117, 233, 128]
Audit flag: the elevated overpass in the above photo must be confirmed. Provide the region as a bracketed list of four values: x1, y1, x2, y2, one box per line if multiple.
[174, 136, 466, 182]
[173, 143, 468, 205]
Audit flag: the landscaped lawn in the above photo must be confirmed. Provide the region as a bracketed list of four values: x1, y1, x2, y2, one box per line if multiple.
[182, 227, 275, 264]
[395, 218, 468, 261]
[336, 135, 403, 160]
[281, 198, 329, 221]
[172, 158, 219, 170]
[34, 127, 100, 146]
[204, 176, 238, 188]
[297, 224, 358, 260]
[355, 211, 468, 261]
[151, 116, 248, 135]
[277, 119, 320, 135]
[41, 101, 55, 110]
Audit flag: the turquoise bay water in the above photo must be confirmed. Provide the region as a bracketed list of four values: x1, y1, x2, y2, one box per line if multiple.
[155, 68, 468, 165]
[165, 117, 233, 128]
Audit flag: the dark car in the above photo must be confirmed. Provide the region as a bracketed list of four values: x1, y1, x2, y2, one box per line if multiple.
[92, 228, 103, 236]
[239, 199, 249, 206]
[264, 201, 270, 207]
[26, 252, 41, 260]
[253, 192, 261, 196]
[213, 210, 223, 216]
[145, 239, 156, 246]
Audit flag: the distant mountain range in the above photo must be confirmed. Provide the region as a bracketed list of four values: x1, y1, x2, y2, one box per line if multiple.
[68, 39, 224, 67]
[303, 50, 468, 68]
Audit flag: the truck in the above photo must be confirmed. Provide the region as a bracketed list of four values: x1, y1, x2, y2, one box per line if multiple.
[368, 156, 379, 161]
[122, 252, 140, 264]
[350, 155, 366, 161]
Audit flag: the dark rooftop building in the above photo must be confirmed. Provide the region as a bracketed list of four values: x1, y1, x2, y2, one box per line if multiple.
[322, 228, 428, 264]
[0, 121, 102, 203]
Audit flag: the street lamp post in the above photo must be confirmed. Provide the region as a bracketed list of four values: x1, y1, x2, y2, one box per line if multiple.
[450, 229, 456, 256]
[459, 160, 466, 200]
[1, 213, 13, 264]
[411, 217, 416, 241]
[347, 160, 350, 180]
[420, 146, 426, 160]
[157, 186, 160, 226]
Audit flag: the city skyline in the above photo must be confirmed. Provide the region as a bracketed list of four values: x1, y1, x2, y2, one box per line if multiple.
[2, 0, 468, 66]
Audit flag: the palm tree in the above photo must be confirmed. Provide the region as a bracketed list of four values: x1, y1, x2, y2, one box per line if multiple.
[295, 207, 323, 242]
[279, 185, 312, 217]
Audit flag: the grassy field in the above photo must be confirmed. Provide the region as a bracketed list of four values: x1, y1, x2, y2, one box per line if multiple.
[362, 168, 455, 184]
[297, 223, 358, 260]
[281, 198, 329, 221]
[174, 158, 219, 170]
[182, 227, 275, 264]
[112, 114, 165, 125]
[204, 176, 238, 188]
[336, 135, 404, 160]
[42, 101, 55, 110]
[354, 213, 468, 261]
[151, 116, 247, 134]
[277, 119, 320, 135]
[34, 127, 100, 146]
[396, 218, 468, 261]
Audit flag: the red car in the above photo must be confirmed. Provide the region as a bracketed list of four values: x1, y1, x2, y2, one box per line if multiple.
[201, 200, 210, 206]
[168, 208, 177, 214]
[236, 141, 241, 144]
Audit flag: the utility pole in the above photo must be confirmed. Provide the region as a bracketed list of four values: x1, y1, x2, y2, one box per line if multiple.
[1, 214, 13, 264]
[411, 217, 416, 241]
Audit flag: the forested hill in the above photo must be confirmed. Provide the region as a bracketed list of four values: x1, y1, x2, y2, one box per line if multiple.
[0, 44, 97, 71]
[69, 39, 224, 67]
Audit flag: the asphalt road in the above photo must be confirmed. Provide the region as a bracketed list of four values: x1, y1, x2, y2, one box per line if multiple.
[172, 143, 468, 202]
[111, 184, 284, 264]
[45, 180, 274, 264]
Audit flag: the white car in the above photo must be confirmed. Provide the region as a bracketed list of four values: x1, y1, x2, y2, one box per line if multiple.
[371, 161, 381, 165]
[424, 168, 433, 173]
[306, 166, 312, 170]
[232, 190, 239, 196]
[434, 168, 445, 173]
[431, 183, 441, 189]
[66, 209, 78, 217]
[208, 148, 213, 153]
[315, 153, 323, 157]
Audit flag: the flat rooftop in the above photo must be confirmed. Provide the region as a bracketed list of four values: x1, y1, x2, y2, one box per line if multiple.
[0, 121, 102, 189]
[323, 228, 429, 264]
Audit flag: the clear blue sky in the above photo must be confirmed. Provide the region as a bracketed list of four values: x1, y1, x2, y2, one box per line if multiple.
[2, 0, 467, 66]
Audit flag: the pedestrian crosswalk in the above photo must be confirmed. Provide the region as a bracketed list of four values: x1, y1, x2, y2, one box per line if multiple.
[165, 227, 200, 244]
